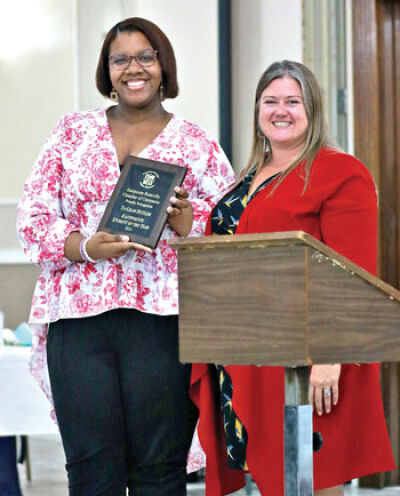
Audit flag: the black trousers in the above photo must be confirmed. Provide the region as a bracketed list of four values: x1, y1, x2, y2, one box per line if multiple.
[47, 309, 197, 496]
[0, 437, 22, 496]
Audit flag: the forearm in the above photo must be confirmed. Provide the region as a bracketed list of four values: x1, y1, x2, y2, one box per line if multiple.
[64, 231, 85, 262]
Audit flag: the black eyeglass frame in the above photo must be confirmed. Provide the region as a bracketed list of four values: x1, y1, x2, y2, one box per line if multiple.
[108, 49, 159, 70]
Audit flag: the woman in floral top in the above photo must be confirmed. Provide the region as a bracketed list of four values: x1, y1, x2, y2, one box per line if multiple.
[17, 17, 235, 496]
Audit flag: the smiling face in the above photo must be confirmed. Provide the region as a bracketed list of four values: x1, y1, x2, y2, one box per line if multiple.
[258, 77, 308, 152]
[108, 30, 163, 109]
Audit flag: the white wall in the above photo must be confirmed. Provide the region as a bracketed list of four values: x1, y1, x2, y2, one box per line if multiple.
[0, 0, 220, 202]
[231, 0, 303, 171]
[77, 0, 220, 138]
[0, 0, 76, 199]
[77, 0, 123, 111]
[0, 0, 303, 250]
[120, 0, 220, 137]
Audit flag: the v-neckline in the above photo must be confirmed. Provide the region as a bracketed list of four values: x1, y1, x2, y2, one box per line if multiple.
[248, 172, 281, 203]
[103, 107, 175, 171]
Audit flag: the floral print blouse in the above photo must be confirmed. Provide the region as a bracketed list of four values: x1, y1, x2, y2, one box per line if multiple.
[16, 107, 235, 410]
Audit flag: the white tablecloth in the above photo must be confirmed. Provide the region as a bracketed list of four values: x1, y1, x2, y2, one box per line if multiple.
[0, 346, 58, 435]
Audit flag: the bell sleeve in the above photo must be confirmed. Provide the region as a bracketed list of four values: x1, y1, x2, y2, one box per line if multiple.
[16, 116, 80, 270]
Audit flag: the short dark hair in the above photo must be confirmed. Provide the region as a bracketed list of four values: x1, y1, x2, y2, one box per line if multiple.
[96, 17, 178, 99]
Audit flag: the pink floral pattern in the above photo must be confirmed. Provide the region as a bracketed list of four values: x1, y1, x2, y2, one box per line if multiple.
[17, 108, 235, 470]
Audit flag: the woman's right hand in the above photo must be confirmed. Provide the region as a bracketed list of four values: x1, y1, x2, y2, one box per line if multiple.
[86, 232, 153, 260]
[64, 231, 152, 262]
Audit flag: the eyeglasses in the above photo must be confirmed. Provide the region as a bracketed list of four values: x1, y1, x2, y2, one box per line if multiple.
[108, 49, 158, 70]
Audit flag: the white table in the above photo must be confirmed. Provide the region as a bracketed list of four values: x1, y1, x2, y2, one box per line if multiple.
[0, 346, 58, 436]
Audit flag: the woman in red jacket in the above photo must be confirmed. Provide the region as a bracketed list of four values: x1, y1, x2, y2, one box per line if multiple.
[190, 60, 395, 496]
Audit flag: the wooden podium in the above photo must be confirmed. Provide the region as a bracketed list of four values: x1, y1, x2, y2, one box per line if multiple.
[170, 231, 400, 495]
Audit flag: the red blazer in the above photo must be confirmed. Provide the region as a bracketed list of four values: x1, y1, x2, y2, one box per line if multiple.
[190, 148, 395, 495]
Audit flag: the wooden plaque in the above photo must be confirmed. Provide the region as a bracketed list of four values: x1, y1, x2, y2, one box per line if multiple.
[98, 156, 187, 249]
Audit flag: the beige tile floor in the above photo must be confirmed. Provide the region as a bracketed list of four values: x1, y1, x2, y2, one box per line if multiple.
[18, 435, 400, 496]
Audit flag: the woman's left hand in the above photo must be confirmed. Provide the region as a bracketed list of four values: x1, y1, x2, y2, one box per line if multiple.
[309, 364, 341, 415]
[167, 186, 193, 236]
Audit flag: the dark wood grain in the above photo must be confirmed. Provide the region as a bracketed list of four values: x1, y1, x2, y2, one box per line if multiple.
[353, 0, 400, 486]
[172, 233, 400, 365]
[378, 0, 400, 485]
[177, 243, 307, 365]
[352, 0, 381, 183]
[378, 0, 399, 289]
[308, 251, 400, 363]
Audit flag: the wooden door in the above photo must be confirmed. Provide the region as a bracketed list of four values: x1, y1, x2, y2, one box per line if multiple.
[353, 0, 400, 487]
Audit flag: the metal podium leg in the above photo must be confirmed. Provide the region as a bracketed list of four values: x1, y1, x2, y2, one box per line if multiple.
[284, 366, 313, 496]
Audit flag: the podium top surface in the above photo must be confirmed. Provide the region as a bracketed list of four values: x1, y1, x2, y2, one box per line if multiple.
[171, 231, 400, 365]
[170, 231, 400, 303]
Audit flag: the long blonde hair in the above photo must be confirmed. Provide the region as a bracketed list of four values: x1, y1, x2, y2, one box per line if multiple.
[242, 60, 338, 192]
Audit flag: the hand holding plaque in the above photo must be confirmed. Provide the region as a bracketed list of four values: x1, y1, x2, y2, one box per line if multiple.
[97, 156, 187, 249]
